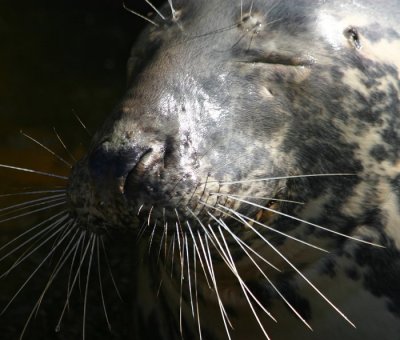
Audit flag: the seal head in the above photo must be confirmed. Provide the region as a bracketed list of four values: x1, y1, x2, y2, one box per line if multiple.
[67, 0, 400, 339]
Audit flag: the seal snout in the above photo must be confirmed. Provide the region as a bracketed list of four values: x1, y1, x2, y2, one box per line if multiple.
[88, 141, 166, 197]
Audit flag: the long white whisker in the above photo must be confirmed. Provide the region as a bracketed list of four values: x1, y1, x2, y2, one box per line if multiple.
[83, 236, 96, 340]
[175, 220, 185, 337]
[232, 210, 356, 328]
[1, 221, 72, 315]
[206, 212, 281, 272]
[216, 218, 313, 331]
[145, 0, 166, 20]
[0, 210, 66, 254]
[192, 241, 203, 340]
[19, 230, 81, 340]
[203, 233, 233, 339]
[207, 221, 276, 325]
[202, 173, 355, 185]
[0, 213, 69, 267]
[34, 226, 79, 317]
[0, 194, 65, 215]
[201, 200, 328, 253]
[65, 231, 84, 313]
[122, 1, 159, 27]
[184, 233, 195, 317]
[210, 192, 304, 205]
[53, 127, 77, 163]
[0, 201, 67, 225]
[187, 209, 233, 334]
[1, 217, 69, 278]
[100, 237, 122, 301]
[186, 221, 212, 289]
[73, 112, 91, 137]
[20, 131, 72, 168]
[0, 163, 68, 180]
[0, 189, 65, 198]
[97, 237, 112, 331]
[168, 0, 177, 20]
[148, 219, 158, 253]
[0, 196, 66, 219]
[225, 195, 383, 247]
[211, 224, 274, 339]
[56, 233, 94, 330]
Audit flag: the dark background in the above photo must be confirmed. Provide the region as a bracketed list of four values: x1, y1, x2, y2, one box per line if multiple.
[0, 0, 164, 339]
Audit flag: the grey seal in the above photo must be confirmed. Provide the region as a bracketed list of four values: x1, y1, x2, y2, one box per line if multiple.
[4, 0, 400, 339]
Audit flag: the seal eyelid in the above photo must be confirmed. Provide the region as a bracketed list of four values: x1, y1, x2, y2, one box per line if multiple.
[244, 51, 313, 67]
[344, 26, 361, 49]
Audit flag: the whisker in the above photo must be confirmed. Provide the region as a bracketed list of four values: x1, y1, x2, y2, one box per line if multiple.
[167, 0, 177, 20]
[202, 231, 233, 339]
[0, 163, 68, 180]
[210, 224, 274, 339]
[0, 196, 66, 219]
[210, 192, 304, 205]
[187, 209, 233, 333]
[34, 225, 79, 316]
[56, 233, 94, 331]
[207, 212, 281, 272]
[147, 206, 154, 227]
[233, 211, 356, 328]
[1, 218, 68, 279]
[145, 0, 166, 20]
[192, 241, 203, 340]
[0, 213, 69, 268]
[0, 201, 66, 225]
[100, 237, 122, 301]
[65, 231, 84, 312]
[186, 221, 212, 289]
[136, 221, 148, 244]
[53, 127, 77, 163]
[204, 173, 356, 186]
[0, 189, 65, 198]
[20, 131, 72, 168]
[170, 233, 176, 277]
[184, 233, 195, 317]
[73, 112, 91, 137]
[201, 200, 328, 253]
[148, 219, 158, 253]
[0, 194, 65, 214]
[156, 222, 166, 264]
[0, 210, 66, 254]
[83, 236, 96, 340]
[97, 237, 112, 331]
[1, 221, 72, 315]
[216, 217, 313, 331]
[174, 219, 185, 337]
[225, 195, 384, 247]
[19, 230, 81, 340]
[207, 222, 276, 323]
[122, 1, 159, 27]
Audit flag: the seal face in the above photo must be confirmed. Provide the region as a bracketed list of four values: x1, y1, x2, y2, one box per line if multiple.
[66, 0, 400, 339]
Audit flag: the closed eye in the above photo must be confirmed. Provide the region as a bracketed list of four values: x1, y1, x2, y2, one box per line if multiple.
[239, 50, 315, 67]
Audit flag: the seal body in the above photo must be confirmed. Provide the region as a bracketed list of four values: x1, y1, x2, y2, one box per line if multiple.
[67, 0, 400, 339]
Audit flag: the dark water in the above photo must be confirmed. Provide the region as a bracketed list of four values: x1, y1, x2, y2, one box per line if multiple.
[0, 0, 164, 338]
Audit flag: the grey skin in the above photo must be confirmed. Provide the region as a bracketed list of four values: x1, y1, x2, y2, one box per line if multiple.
[67, 0, 400, 339]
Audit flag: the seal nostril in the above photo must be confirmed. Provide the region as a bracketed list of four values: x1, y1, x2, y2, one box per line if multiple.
[163, 136, 175, 169]
[88, 144, 149, 190]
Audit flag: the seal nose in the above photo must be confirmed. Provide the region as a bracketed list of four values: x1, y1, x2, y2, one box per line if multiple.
[88, 144, 149, 194]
